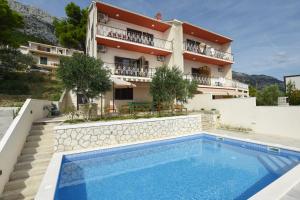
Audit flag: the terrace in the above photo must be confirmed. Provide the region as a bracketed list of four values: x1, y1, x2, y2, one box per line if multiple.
[103, 62, 156, 81]
[28, 42, 82, 57]
[96, 24, 172, 56]
[183, 41, 234, 64]
[185, 74, 249, 90]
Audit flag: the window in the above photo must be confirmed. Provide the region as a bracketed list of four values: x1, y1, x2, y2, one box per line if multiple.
[115, 56, 137, 67]
[40, 57, 48, 65]
[218, 67, 224, 73]
[114, 88, 133, 100]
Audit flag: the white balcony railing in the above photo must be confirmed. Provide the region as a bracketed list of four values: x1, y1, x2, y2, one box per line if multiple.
[184, 74, 248, 90]
[29, 45, 81, 56]
[102, 62, 248, 90]
[184, 42, 234, 62]
[103, 62, 156, 78]
[97, 24, 173, 51]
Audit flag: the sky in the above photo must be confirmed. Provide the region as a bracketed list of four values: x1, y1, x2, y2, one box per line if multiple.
[19, 0, 300, 80]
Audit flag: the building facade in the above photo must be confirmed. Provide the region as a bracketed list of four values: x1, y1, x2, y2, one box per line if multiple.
[20, 41, 83, 72]
[86, 1, 249, 111]
[284, 75, 300, 91]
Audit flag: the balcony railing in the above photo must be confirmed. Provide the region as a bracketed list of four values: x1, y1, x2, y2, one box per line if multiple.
[185, 74, 248, 90]
[184, 42, 234, 62]
[30, 46, 80, 56]
[97, 25, 173, 51]
[103, 62, 156, 78]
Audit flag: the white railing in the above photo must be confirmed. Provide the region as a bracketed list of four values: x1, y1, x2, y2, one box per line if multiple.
[185, 74, 248, 90]
[30, 46, 81, 56]
[97, 24, 173, 51]
[103, 62, 156, 78]
[183, 42, 234, 62]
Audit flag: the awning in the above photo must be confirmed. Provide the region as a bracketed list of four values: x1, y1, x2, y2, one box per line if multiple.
[197, 87, 238, 96]
[111, 77, 136, 88]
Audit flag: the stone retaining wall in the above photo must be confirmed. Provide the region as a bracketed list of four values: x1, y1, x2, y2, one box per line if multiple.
[54, 115, 202, 152]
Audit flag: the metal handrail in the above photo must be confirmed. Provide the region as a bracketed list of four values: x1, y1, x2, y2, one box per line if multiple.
[103, 62, 157, 78]
[183, 41, 234, 62]
[97, 24, 173, 51]
[185, 73, 248, 89]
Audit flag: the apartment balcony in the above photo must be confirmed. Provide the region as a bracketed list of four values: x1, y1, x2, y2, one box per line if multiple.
[36, 61, 60, 69]
[96, 25, 172, 56]
[103, 62, 156, 82]
[185, 74, 248, 91]
[28, 43, 82, 57]
[183, 42, 234, 66]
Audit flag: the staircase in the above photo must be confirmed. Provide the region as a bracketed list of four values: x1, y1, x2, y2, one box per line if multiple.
[0, 122, 57, 200]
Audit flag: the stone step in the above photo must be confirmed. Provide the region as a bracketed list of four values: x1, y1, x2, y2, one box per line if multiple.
[9, 166, 48, 181]
[15, 158, 50, 171]
[29, 129, 52, 136]
[21, 146, 53, 155]
[24, 140, 53, 148]
[4, 175, 43, 192]
[18, 151, 53, 163]
[26, 134, 53, 142]
[1, 182, 40, 200]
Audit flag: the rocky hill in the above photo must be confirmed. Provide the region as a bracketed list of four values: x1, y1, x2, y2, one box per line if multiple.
[8, 0, 58, 44]
[233, 71, 284, 91]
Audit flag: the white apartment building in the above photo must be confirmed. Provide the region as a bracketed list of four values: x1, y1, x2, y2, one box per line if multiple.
[86, 1, 249, 111]
[284, 75, 300, 91]
[20, 41, 83, 72]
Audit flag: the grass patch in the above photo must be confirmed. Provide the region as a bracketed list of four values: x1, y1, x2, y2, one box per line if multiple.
[0, 71, 63, 107]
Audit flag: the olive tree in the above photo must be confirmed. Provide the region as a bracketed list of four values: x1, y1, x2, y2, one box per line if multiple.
[57, 53, 111, 110]
[150, 65, 197, 112]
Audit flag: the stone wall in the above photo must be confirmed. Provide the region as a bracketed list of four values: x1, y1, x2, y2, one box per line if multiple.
[54, 115, 202, 152]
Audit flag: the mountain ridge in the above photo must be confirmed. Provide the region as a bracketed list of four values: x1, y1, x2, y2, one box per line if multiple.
[8, 0, 58, 45]
[233, 71, 284, 91]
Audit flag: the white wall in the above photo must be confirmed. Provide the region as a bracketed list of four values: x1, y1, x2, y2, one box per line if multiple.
[185, 95, 300, 139]
[285, 76, 300, 90]
[0, 99, 51, 194]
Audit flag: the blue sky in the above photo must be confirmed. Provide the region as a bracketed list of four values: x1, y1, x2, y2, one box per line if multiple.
[19, 0, 300, 80]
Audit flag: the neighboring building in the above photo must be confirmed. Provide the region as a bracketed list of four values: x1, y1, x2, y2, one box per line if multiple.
[284, 75, 300, 91]
[86, 1, 249, 111]
[20, 41, 83, 72]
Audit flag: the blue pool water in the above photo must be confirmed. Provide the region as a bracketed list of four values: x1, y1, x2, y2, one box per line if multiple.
[54, 134, 300, 200]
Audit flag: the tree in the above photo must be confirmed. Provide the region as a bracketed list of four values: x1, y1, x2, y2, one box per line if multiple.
[53, 2, 88, 52]
[0, 47, 34, 72]
[249, 85, 257, 97]
[0, 0, 24, 47]
[256, 84, 282, 106]
[176, 79, 198, 103]
[286, 81, 300, 105]
[150, 65, 197, 111]
[57, 53, 111, 109]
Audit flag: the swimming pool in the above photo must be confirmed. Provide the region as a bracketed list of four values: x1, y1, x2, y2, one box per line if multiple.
[51, 134, 300, 200]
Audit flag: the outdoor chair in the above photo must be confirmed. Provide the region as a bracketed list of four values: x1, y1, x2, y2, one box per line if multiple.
[174, 104, 187, 113]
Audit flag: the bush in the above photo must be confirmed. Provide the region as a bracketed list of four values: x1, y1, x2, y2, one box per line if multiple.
[289, 90, 300, 105]
[0, 81, 30, 94]
[256, 84, 282, 106]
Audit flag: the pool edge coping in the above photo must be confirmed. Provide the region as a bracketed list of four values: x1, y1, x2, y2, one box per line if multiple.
[35, 132, 300, 200]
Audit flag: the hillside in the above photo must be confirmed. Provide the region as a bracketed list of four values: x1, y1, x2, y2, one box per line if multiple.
[7, 0, 58, 45]
[233, 71, 284, 91]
